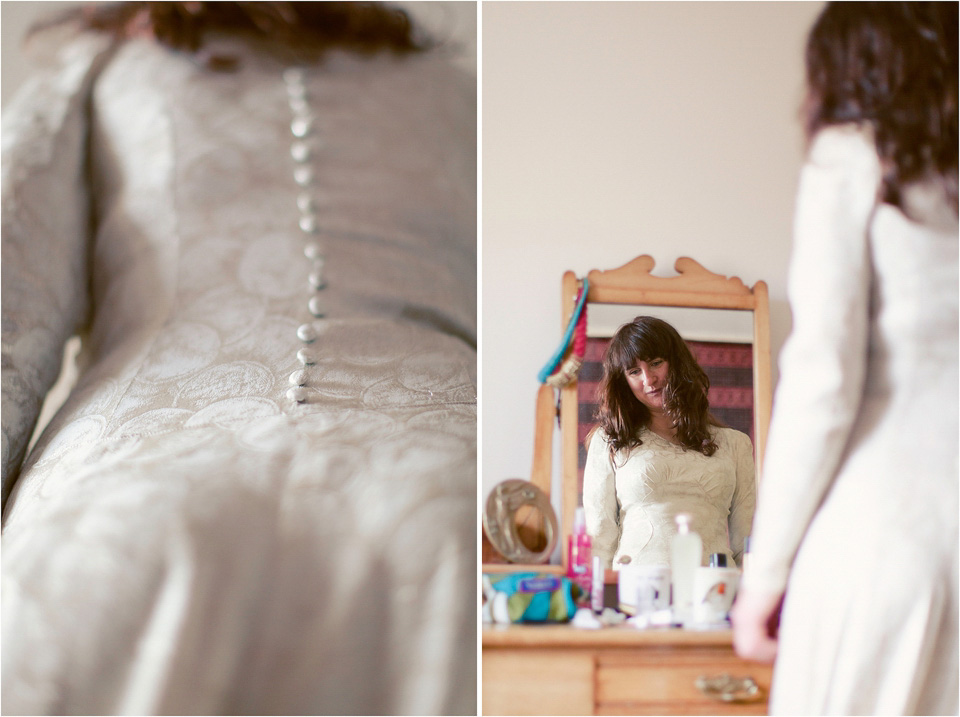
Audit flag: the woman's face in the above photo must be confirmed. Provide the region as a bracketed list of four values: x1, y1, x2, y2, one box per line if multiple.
[625, 358, 669, 412]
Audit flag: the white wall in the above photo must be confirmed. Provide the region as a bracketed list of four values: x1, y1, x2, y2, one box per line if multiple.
[481, 2, 824, 510]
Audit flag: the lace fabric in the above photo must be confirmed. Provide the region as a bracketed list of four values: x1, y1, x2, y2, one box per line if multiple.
[583, 425, 755, 570]
[1, 29, 476, 715]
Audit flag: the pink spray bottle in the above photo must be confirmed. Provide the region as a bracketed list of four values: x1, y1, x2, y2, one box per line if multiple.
[567, 507, 593, 602]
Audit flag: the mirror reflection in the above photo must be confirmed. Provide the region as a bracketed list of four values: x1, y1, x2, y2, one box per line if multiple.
[578, 305, 757, 491]
[578, 314, 756, 571]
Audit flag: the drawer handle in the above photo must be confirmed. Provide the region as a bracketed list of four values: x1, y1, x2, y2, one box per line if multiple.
[695, 674, 764, 703]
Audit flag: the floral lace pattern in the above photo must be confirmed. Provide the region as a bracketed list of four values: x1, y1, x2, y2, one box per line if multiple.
[583, 426, 755, 570]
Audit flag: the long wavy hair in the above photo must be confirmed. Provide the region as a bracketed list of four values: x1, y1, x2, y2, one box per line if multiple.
[804, 2, 958, 213]
[31, 2, 427, 68]
[595, 316, 721, 460]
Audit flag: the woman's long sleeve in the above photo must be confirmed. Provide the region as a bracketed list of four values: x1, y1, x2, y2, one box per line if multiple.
[727, 430, 756, 567]
[742, 126, 881, 595]
[1, 33, 113, 503]
[582, 430, 620, 569]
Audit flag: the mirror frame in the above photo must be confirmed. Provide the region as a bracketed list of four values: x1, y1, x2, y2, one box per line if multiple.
[559, 255, 772, 573]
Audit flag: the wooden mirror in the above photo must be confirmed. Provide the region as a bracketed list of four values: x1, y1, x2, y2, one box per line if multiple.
[556, 255, 772, 575]
[481, 254, 772, 576]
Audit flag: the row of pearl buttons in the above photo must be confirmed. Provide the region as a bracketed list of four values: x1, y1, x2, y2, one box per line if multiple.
[283, 67, 327, 404]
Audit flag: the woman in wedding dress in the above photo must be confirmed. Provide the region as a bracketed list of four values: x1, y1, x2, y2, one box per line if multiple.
[732, 3, 958, 714]
[582, 315, 755, 571]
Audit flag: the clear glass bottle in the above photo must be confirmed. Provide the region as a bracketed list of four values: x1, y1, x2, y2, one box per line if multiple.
[670, 512, 702, 625]
[567, 507, 592, 600]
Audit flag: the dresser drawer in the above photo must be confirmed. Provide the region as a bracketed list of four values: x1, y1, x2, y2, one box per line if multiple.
[483, 649, 595, 716]
[595, 647, 772, 715]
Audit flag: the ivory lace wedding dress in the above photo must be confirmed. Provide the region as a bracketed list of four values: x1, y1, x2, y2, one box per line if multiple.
[583, 425, 755, 570]
[2, 24, 476, 716]
[743, 125, 958, 715]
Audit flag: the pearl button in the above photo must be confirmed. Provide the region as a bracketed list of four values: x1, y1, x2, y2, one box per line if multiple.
[283, 67, 306, 85]
[297, 323, 318, 343]
[286, 386, 308, 403]
[304, 243, 324, 261]
[291, 141, 311, 163]
[291, 116, 314, 138]
[294, 167, 314, 186]
[308, 270, 326, 290]
[297, 348, 316, 366]
[284, 67, 333, 384]
[299, 215, 319, 234]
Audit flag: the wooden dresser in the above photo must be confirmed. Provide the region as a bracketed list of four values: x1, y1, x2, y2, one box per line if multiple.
[482, 625, 773, 716]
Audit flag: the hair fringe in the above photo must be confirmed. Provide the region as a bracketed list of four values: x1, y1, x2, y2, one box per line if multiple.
[595, 316, 720, 461]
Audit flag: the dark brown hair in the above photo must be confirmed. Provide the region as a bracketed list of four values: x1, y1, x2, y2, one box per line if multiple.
[595, 316, 720, 459]
[804, 1, 958, 212]
[34, 2, 427, 67]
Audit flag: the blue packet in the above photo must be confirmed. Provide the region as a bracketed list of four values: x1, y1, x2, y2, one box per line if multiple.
[489, 573, 579, 623]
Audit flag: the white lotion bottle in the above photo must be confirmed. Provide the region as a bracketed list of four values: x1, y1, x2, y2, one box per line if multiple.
[591, 555, 604, 613]
[670, 513, 702, 625]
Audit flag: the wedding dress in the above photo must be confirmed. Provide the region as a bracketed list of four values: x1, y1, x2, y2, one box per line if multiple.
[2, 25, 476, 715]
[744, 125, 958, 715]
